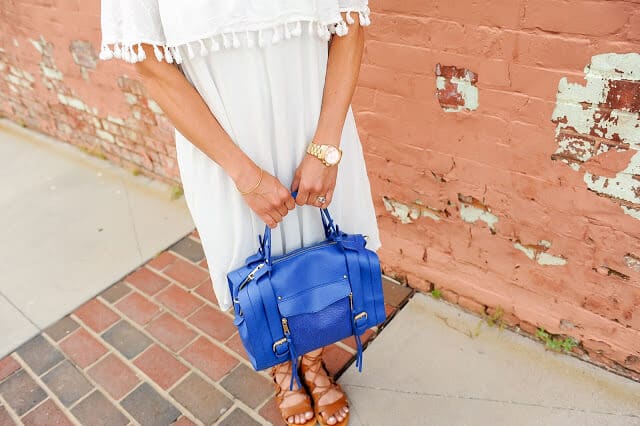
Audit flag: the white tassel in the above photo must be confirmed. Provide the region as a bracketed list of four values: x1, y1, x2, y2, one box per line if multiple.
[210, 36, 221, 51]
[153, 44, 163, 61]
[136, 43, 146, 61]
[246, 30, 255, 48]
[222, 32, 231, 48]
[122, 45, 132, 62]
[284, 22, 291, 39]
[99, 44, 113, 60]
[198, 39, 208, 55]
[185, 42, 195, 59]
[345, 10, 355, 24]
[113, 43, 122, 59]
[335, 20, 348, 36]
[292, 21, 302, 37]
[163, 45, 174, 64]
[258, 29, 265, 47]
[232, 32, 241, 48]
[272, 25, 282, 43]
[316, 22, 325, 38]
[171, 46, 183, 64]
[308, 21, 314, 35]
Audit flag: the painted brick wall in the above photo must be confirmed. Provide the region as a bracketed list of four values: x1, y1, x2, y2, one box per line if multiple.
[0, 0, 179, 185]
[1, 1, 639, 380]
[356, 0, 640, 380]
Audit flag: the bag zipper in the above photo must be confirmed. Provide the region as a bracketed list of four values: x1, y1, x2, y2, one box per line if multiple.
[272, 241, 337, 265]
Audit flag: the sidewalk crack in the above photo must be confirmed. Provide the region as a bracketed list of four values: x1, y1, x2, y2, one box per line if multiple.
[340, 384, 640, 418]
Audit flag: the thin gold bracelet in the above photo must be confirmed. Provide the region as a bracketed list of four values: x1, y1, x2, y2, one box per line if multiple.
[236, 166, 263, 195]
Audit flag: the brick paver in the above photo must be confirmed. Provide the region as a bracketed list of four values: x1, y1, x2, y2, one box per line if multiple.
[0, 232, 411, 425]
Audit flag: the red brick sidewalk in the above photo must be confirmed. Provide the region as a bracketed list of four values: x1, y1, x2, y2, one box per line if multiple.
[0, 231, 412, 425]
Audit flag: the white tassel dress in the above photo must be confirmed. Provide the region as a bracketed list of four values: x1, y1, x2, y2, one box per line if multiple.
[99, 1, 381, 311]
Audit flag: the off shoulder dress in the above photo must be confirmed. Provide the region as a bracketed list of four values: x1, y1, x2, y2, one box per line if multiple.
[100, 0, 381, 312]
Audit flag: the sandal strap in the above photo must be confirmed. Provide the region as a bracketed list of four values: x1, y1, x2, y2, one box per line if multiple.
[300, 356, 349, 422]
[271, 363, 313, 423]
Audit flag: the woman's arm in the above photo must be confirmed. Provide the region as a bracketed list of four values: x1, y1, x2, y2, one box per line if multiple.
[291, 12, 366, 207]
[133, 44, 295, 228]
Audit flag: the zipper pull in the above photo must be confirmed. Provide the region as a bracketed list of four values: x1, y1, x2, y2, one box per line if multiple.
[282, 317, 290, 335]
[349, 292, 354, 310]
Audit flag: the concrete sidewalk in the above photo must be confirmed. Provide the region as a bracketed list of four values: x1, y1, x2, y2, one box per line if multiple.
[340, 293, 640, 426]
[0, 120, 194, 356]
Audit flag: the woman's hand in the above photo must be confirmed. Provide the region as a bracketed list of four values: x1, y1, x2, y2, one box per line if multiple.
[291, 153, 339, 208]
[235, 164, 296, 229]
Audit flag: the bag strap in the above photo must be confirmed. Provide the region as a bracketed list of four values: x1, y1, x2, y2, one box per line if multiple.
[260, 191, 338, 263]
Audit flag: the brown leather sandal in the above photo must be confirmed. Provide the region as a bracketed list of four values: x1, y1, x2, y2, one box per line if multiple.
[300, 349, 350, 426]
[270, 361, 315, 426]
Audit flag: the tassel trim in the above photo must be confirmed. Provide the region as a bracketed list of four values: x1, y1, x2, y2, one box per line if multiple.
[99, 7, 370, 64]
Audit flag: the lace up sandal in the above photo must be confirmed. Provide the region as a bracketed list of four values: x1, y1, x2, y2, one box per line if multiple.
[300, 349, 350, 426]
[270, 361, 315, 426]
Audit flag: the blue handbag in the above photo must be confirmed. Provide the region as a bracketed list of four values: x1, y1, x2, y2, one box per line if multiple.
[226, 192, 386, 389]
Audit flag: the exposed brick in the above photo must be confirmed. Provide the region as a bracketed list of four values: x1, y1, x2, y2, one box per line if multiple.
[145, 313, 197, 352]
[101, 321, 152, 359]
[194, 279, 218, 306]
[225, 333, 249, 361]
[59, 328, 107, 369]
[15, 335, 64, 375]
[0, 406, 16, 426]
[382, 276, 412, 307]
[171, 416, 196, 426]
[322, 344, 353, 376]
[42, 361, 93, 407]
[259, 397, 287, 426]
[121, 383, 180, 426]
[0, 370, 47, 416]
[147, 251, 178, 271]
[44, 316, 80, 342]
[219, 364, 272, 409]
[163, 258, 209, 289]
[155, 285, 203, 318]
[133, 345, 188, 390]
[115, 292, 161, 325]
[169, 373, 232, 424]
[0, 356, 20, 382]
[71, 390, 128, 426]
[22, 399, 73, 426]
[99, 280, 132, 303]
[186, 306, 235, 342]
[218, 408, 261, 426]
[125, 267, 170, 296]
[169, 237, 205, 263]
[180, 337, 238, 381]
[342, 329, 375, 351]
[88, 354, 140, 400]
[74, 299, 120, 333]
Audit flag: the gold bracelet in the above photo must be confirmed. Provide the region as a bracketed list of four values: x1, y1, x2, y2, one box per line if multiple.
[236, 166, 263, 195]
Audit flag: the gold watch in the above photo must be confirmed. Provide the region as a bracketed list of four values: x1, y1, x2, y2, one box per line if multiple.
[306, 141, 342, 166]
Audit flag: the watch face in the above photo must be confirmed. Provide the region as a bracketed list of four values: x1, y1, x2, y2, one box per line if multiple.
[325, 146, 341, 165]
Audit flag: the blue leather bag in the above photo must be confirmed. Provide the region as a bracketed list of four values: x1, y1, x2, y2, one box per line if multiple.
[226, 193, 386, 388]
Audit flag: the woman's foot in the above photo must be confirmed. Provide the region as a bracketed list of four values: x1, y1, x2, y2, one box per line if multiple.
[300, 348, 349, 425]
[271, 360, 315, 425]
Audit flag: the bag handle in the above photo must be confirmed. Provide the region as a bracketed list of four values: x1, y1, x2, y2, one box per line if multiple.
[259, 191, 338, 264]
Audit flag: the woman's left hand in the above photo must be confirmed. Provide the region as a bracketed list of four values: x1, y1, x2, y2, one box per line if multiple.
[291, 152, 339, 207]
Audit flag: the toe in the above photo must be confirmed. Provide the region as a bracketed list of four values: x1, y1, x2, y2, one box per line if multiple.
[305, 411, 314, 420]
[327, 416, 337, 425]
[287, 416, 294, 424]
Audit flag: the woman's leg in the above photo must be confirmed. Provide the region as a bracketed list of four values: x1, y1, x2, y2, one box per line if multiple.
[300, 347, 349, 425]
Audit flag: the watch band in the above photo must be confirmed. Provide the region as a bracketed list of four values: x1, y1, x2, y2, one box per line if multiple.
[306, 142, 341, 166]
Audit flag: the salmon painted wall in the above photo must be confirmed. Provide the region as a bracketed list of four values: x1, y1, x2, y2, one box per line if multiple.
[1, 1, 639, 380]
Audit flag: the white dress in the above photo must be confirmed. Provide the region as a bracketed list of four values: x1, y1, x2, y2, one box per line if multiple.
[100, 0, 381, 312]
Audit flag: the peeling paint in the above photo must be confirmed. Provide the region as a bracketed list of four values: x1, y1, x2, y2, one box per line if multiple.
[514, 240, 567, 266]
[624, 253, 640, 272]
[382, 196, 442, 224]
[458, 194, 498, 232]
[435, 64, 479, 112]
[552, 53, 640, 219]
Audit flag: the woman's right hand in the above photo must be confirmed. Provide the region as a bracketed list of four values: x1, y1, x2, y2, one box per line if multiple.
[234, 164, 296, 229]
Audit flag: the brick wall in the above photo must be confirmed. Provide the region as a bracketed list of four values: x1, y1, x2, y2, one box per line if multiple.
[1, 1, 639, 380]
[0, 0, 178, 185]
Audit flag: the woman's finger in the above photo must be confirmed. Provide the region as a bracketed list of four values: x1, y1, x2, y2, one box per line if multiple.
[296, 186, 310, 206]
